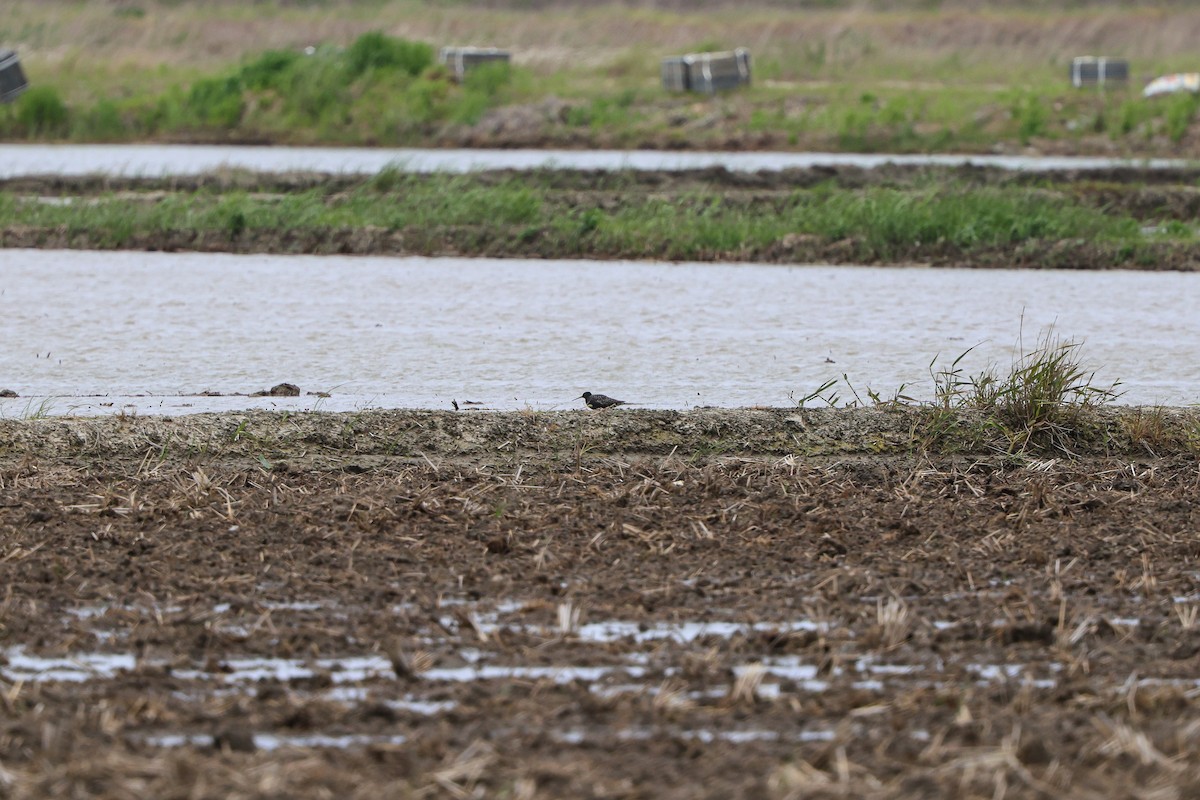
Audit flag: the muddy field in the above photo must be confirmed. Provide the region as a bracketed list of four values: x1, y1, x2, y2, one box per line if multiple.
[1, 409, 1199, 798]
[7, 165, 1200, 268]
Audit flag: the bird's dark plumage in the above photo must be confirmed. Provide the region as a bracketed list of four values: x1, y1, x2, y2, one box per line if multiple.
[579, 391, 628, 409]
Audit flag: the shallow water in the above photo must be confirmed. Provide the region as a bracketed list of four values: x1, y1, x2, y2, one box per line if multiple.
[2, 250, 1198, 413]
[4, 598, 1188, 756]
[0, 143, 1189, 178]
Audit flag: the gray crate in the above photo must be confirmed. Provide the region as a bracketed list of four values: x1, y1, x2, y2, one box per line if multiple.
[1070, 56, 1129, 88]
[0, 49, 29, 104]
[661, 48, 750, 94]
[661, 56, 691, 92]
[438, 47, 511, 82]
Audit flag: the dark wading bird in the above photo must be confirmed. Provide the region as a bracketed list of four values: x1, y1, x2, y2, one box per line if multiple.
[578, 391, 629, 409]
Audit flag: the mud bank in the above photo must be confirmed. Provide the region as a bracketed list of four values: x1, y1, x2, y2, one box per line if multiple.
[7, 223, 1197, 270]
[1, 409, 1199, 798]
[3, 406, 1200, 465]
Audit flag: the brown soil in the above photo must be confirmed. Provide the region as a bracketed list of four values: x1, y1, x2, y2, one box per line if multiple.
[2, 409, 1199, 798]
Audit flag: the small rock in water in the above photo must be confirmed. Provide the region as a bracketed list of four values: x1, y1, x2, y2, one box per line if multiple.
[253, 383, 301, 397]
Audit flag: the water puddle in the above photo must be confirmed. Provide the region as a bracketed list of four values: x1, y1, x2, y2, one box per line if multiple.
[575, 619, 823, 643]
[165, 655, 650, 687]
[854, 657, 925, 676]
[967, 662, 1062, 688]
[324, 688, 458, 715]
[0, 646, 1069, 695]
[553, 727, 839, 746]
[2, 648, 136, 682]
[734, 658, 819, 683]
[7, 598, 1187, 723]
[471, 617, 826, 643]
[143, 726, 835, 750]
[143, 732, 408, 750]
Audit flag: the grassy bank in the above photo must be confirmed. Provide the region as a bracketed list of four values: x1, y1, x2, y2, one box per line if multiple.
[5, 1, 1200, 154]
[3, 166, 1200, 268]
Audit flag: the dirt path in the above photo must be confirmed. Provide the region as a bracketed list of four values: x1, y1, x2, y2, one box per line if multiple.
[1, 409, 1199, 797]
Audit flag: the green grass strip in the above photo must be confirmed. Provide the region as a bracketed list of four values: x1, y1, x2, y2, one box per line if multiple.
[0, 176, 1163, 259]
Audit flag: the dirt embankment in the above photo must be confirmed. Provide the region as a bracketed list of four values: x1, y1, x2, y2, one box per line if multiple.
[1, 408, 1200, 798]
[2, 406, 1199, 465]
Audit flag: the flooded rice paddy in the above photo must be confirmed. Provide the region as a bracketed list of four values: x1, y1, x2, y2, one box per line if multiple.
[0, 143, 1191, 178]
[1, 248, 1198, 416]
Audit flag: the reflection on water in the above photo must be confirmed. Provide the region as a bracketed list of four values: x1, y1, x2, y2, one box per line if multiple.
[0, 143, 1189, 178]
[1, 249, 1198, 415]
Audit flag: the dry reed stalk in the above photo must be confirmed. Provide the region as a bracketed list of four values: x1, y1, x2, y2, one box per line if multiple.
[430, 740, 497, 799]
[876, 596, 912, 650]
[729, 663, 766, 705]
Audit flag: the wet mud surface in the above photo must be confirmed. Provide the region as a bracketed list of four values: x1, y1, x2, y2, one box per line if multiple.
[7, 165, 1200, 269]
[2, 410, 1199, 797]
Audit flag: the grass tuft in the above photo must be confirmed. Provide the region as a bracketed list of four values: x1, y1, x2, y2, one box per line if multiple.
[800, 328, 1122, 455]
[940, 331, 1121, 453]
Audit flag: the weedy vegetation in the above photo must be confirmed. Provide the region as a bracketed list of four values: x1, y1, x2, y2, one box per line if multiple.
[0, 30, 518, 144]
[931, 331, 1122, 453]
[4, 1, 1200, 154]
[800, 328, 1128, 456]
